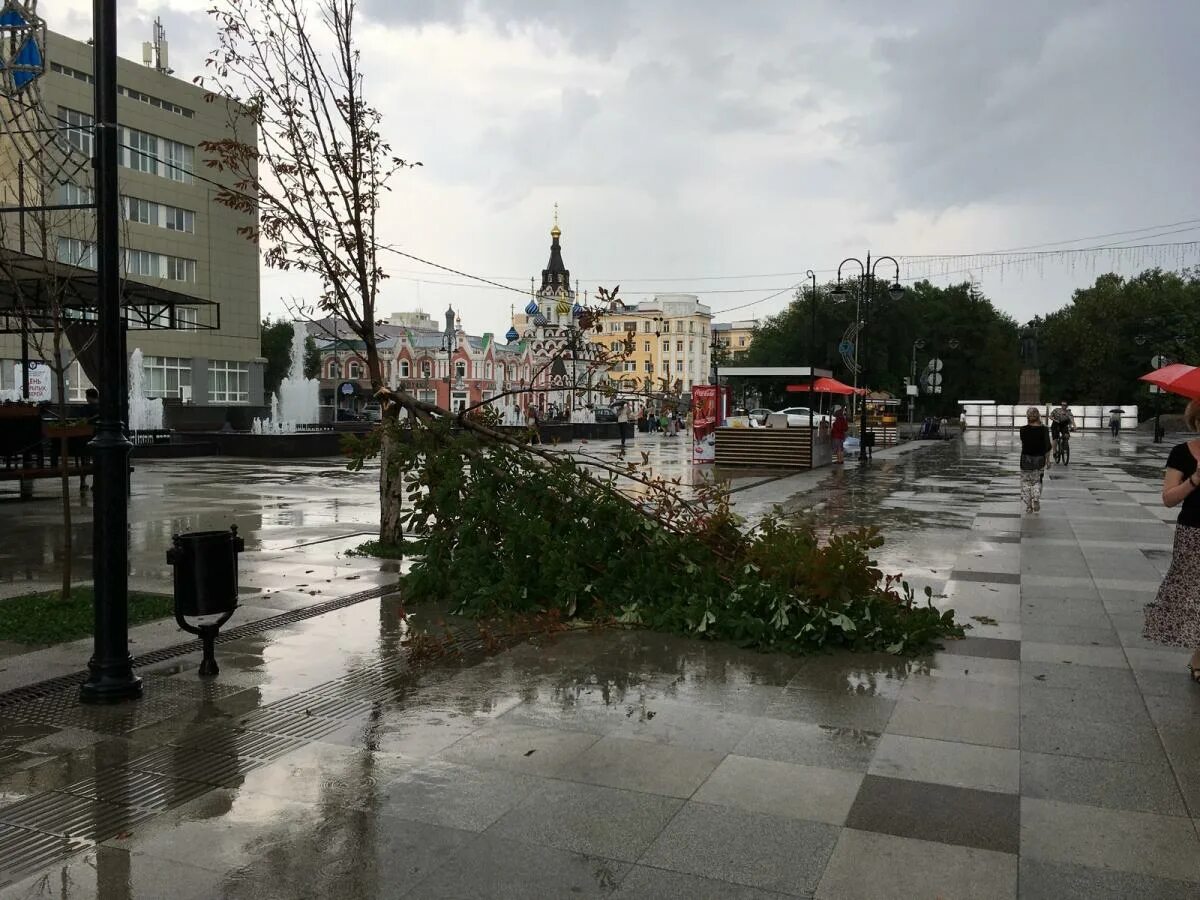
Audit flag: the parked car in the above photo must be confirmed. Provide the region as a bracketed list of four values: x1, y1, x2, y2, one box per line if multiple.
[361, 401, 382, 423]
[593, 406, 618, 423]
[774, 406, 831, 427]
[335, 407, 361, 422]
[747, 408, 773, 425]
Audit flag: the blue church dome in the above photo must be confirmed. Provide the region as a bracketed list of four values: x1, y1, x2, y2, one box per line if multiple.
[533, 313, 548, 327]
[524, 299, 540, 316]
[505, 325, 519, 342]
[571, 302, 583, 318]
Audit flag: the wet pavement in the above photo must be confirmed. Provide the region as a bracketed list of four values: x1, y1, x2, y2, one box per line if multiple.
[0, 432, 1198, 896]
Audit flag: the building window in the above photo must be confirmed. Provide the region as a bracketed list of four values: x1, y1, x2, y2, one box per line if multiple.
[143, 356, 191, 399]
[122, 249, 197, 283]
[66, 359, 94, 401]
[50, 62, 94, 85]
[623, 361, 636, 372]
[676, 360, 683, 372]
[124, 197, 157, 225]
[644, 360, 653, 373]
[643, 322, 651, 332]
[675, 321, 683, 333]
[642, 341, 649, 352]
[610, 323, 621, 333]
[739, 336, 746, 347]
[164, 205, 195, 233]
[661, 361, 669, 374]
[421, 361, 432, 378]
[418, 389, 436, 404]
[399, 360, 410, 378]
[61, 182, 93, 207]
[688, 322, 694, 333]
[122, 127, 158, 173]
[326, 360, 341, 379]
[689, 340, 694, 352]
[622, 321, 636, 332]
[162, 139, 194, 183]
[485, 362, 493, 379]
[676, 341, 683, 352]
[164, 255, 195, 282]
[455, 360, 467, 379]
[208, 360, 249, 403]
[59, 107, 93, 156]
[125, 249, 156, 276]
[56, 237, 96, 269]
[348, 360, 362, 379]
[662, 340, 669, 353]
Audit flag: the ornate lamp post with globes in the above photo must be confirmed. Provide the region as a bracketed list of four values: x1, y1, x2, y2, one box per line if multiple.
[831, 254, 904, 462]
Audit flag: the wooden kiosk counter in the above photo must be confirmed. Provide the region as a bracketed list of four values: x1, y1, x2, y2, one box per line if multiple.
[711, 366, 836, 471]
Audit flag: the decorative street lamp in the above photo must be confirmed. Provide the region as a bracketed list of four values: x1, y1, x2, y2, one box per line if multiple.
[1135, 332, 1184, 442]
[806, 270, 817, 432]
[82, 0, 141, 702]
[832, 253, 904, 462]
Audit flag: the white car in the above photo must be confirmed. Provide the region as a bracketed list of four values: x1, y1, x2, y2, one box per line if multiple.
[774, 406, 831, 427]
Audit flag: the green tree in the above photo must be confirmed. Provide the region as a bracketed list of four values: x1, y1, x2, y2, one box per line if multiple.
[745, 280, 1019, 413]
[1038, 269, 1200, 408]
[261, 319, 322, 399]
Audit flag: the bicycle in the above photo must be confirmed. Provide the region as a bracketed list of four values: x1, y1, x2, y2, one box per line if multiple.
[1053, 427, 1071, 465]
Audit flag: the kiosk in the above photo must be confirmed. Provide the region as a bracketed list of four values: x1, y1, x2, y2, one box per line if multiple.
[710, 366, 835, 470]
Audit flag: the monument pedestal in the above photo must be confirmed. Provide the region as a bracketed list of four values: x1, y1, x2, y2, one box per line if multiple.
[1018, 369, 1041, 406]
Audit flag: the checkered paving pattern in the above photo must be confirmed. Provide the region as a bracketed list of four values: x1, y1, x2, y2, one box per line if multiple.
[0, 433, 1197, 898]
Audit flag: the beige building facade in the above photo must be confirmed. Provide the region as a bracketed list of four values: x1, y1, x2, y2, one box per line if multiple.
[711, 319, 758, 359]
[0, 29, 260, 409]
[595, 293, 713, 394]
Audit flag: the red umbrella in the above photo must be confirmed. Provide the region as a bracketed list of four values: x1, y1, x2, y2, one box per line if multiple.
[1139, 364, 1200, 400]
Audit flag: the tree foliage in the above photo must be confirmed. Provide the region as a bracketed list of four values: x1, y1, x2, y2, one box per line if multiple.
[354, 393, 963, 657]
[261, 319, 321, 398]
[1037, 269, 1200, 407]
[744, 280, 1020, 413]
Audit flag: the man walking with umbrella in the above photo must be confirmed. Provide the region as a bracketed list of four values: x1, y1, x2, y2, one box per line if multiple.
[1109, 408, 1124, 438]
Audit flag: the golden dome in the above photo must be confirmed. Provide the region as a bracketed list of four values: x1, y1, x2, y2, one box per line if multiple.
[550, 202, 561, 238]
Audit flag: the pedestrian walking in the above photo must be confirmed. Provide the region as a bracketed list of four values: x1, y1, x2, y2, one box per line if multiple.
[1019, 406, 1051, 513]
[616, 401, 630, 451]
[1143, 400, 1200, 683]
[1109, 408, 1122, 437]
[831, 407, 848, 464]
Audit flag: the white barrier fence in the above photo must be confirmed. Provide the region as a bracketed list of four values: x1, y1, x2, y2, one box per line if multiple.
[960, 403, 1138, 430]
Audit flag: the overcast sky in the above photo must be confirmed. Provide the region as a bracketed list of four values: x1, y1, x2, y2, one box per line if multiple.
[50, 0, 1200, 337]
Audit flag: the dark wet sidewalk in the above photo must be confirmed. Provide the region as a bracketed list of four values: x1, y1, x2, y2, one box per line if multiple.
[1, 432, 1198, 898]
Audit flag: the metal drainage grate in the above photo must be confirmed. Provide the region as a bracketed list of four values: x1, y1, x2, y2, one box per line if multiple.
[3, 676, 246, 735]
[0, 582, 401, 710]
[0, 791, 157, 842]
[234, 709, 352, 742]
[58, 769, 213, 812]
[0, 824, 90, 890]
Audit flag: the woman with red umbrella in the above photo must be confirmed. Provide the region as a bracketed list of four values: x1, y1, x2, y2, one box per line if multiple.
[1143, 398, 1200, 683]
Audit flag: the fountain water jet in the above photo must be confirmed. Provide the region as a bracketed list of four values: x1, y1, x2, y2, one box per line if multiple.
[128, 348, 164, 431]
[252, 323, 320, 434]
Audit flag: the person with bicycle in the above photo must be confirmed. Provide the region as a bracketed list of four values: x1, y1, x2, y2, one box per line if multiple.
[1049, 402, 1075, 464]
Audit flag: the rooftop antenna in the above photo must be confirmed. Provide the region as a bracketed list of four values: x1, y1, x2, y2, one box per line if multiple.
[142, 17, 173, 75]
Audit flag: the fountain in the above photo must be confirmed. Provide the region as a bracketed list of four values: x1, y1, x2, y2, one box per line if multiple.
[252, 323, 319, 434]
[128, 348, 164, 431]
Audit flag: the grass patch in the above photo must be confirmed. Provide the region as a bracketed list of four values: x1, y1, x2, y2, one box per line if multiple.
[345, 540, 405, 560]
[0, 587, 174, 645]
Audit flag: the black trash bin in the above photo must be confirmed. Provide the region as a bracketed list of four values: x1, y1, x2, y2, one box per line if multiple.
[166, 526, 244, 676]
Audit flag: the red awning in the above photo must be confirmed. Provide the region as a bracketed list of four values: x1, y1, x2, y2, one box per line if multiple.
[785, 377, 863, 395]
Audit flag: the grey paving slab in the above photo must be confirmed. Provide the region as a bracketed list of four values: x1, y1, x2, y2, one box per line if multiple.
[1020, 797, 1200, 884]
[733, 718, 881, 772]
[767, 687, 896, 731]
[409, 834, 629, 899]
[613, 866, 792, 900]
[691, 754, 863, 826]
[1017, 858, 1200, 900]
[641, 801, 839, 896]
[816, 828, 1017, 900]
[486, 779, 682, 862]
[557, 734, 723, 798]
[868, 733, 1019, 794]
[436, 720, 600, 777]
[885, 699, 1020, 749]
[0, 848, 227, 900]
[1020, 750, 1188, 816]
[374, 760, 546, 832]
[1020, 713, 1170, 764]
[845, 774, 1020, 854]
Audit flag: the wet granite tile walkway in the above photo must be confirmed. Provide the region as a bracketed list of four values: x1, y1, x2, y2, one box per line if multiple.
[0, 432, 1198, 897]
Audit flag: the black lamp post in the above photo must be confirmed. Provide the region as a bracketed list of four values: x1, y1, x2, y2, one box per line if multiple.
[442, 305, 465, 411]
[806, 270, 817, 432]
[1136, 333, 1184, 442]
[81, 0, 141, 702]
[832, 253, 904, 462]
